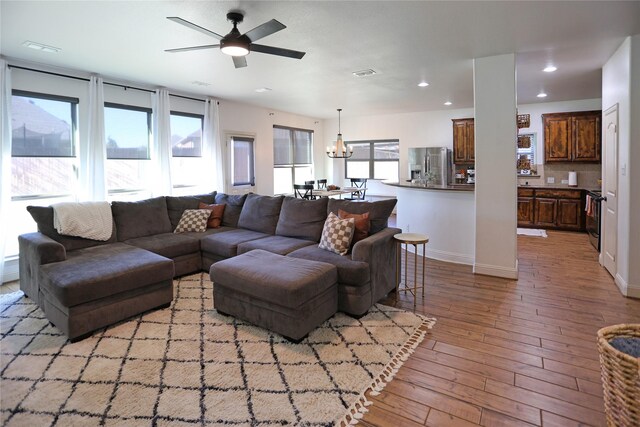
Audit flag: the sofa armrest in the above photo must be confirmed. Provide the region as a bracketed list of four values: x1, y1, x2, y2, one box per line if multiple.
[352, 227, 401, 304]
[18, 232, 67, 305]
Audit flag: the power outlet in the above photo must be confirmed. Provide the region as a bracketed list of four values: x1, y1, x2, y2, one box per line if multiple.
[406, 224, 410, 232]
[547, 177, 555, 184]
[561, 179, 569, 184]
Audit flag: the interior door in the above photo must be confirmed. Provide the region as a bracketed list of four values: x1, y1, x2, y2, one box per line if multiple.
[602, 106, 618, 276]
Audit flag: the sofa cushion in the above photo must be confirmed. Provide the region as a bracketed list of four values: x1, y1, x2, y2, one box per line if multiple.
[287, 245, 370, 287]
[27, 206, 117, 252]
[275, 196, 328, 242]
[111, 196, 173, 241]
[39, 243, 174, 307]
[125, 232, 201, 259]
[237, 194, 284, 235]
[237, 235, 315, 256]
[215, 193, 247, 227]
[200, 229, 270, 258]
[328, 198, 397, 235]
[165, 192, 216, 229]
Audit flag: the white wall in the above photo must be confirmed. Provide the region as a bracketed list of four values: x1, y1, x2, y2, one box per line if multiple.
[629, 35, 640, 296]
[218, 100, 323, 196]
[473, 54, 518, 279]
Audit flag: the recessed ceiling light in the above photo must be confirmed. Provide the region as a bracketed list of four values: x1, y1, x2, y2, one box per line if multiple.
[543, 66, 557, 73]
[255, 87, 272, 93]
[191, 81, 211, 87]
[418, 82, 429, 87]
[537, 92, 548, 98]
[22, 40, 61, 53]
[444, 101, 452, 106]
[352, 69, 377, 77]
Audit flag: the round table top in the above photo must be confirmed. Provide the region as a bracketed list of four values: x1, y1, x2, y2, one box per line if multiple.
[394, 233, 429, 244]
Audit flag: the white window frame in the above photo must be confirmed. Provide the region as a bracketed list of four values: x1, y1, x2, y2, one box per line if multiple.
[273, 125, 314, 195]
[345, 139, 400, 180]
[517, 132, 537, 175]
[170, 111, 204, 193]
[226, 132, 256, 193]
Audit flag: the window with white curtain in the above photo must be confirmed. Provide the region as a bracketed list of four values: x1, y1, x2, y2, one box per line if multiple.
[170, 111, 204, 191]
[345, 139, 399, 180]
[9, 90, 79, 257]
[104, 103, 151, 195]
[273, 126, 313, 195]
[231, 136, 255, 187]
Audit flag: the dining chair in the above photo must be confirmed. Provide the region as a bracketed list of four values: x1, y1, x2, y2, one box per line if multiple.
[294, 184, 315, 200]
[317, 179, 327, 190]
[304, 180, 315, 187]
[346, 178, 367, 200]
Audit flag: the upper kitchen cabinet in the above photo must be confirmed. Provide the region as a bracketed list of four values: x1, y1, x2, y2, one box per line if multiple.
[452, 118, 475, 164]
[543, 111, 601, 163]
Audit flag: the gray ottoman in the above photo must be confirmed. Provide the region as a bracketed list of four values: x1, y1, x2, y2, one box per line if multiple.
[209, 249, 338, 342]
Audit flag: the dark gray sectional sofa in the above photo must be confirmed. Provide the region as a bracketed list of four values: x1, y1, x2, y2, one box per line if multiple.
[18, 191, 399, 341]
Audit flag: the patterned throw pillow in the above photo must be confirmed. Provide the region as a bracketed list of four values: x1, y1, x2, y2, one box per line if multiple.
[174, 209, 211, 233]
[318, 212, 355, 255]
[198, 202, 226, 228]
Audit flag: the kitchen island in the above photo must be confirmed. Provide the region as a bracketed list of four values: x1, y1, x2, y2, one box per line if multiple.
[383, 181, 475, 265]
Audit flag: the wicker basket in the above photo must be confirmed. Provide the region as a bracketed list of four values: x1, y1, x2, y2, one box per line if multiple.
[597, 324, 640, 427]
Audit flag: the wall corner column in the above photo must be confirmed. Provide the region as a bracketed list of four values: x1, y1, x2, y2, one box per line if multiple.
[473, 54, 518, 279]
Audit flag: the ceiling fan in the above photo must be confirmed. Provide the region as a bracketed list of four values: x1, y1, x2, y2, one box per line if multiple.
[165, 12, 306, 68]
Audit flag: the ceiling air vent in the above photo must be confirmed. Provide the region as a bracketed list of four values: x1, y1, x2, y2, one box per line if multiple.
[352, 69, 377, 78]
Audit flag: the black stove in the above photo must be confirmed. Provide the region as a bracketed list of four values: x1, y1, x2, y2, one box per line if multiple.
[585, 190, 603, 251]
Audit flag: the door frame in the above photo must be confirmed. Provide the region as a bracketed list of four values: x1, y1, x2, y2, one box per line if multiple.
[601, 104, 618, 274]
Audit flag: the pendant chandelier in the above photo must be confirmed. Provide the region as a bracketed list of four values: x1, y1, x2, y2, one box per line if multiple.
[326, 108, 353, 159]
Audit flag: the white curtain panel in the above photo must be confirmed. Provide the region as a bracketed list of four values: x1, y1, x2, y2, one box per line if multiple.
[203, 98, 224, 192]
[0, 60, 12, 283]
[151, 89, 172, 196]
[80, 76, 107, 201]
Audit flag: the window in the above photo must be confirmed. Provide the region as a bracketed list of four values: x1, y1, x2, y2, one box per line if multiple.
[517, 133, 537, 174]
[345, 140, 399, 181]
[231, 136, 255, 187]
[104, 103, 151, 194]
[11, 90, 78, 198]
[170, 112, 205, 191]
[273, 126, 313, 195]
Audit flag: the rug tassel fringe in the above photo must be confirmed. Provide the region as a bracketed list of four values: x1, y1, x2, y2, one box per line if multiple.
[338, 315, 435, 426]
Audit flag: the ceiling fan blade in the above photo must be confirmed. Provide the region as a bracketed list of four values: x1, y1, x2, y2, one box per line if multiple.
[165, 44, 220, 53]
[233, 56, 248, 68]
[167, 17, 223, 40]
[243, 19, 286, 43]
[251, 44, 306, 59]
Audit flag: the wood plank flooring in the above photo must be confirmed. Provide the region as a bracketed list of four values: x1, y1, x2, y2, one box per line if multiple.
[364, 230, 640, 427]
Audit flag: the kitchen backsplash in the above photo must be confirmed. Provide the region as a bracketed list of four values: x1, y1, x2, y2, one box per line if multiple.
[518, 163, 602, 188]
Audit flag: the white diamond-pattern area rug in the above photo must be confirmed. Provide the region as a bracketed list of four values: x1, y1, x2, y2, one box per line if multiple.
[0, 273, 435, 426]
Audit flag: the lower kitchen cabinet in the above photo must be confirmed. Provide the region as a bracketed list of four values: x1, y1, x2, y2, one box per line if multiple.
[517, 187, 585, 231]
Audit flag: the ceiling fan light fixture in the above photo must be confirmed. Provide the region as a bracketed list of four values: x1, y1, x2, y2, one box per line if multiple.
[221, 45, 249, 56]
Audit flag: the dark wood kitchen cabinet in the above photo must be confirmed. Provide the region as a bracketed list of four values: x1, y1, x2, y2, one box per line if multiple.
[543, 111, 601, 163]
[517, 187, 584, 231]
[452, 118, 474, 164]
[517, 188, 534, 226]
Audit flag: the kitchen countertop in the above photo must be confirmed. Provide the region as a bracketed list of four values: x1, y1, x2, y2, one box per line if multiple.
[518, 183, 601, 191]
[383, 181, 475, 191]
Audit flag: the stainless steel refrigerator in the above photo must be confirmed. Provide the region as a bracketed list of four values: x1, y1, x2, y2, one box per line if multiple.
[408, 147, 452, 186]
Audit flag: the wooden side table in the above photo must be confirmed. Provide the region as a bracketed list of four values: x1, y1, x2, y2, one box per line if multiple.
[394, 233, 429, 306]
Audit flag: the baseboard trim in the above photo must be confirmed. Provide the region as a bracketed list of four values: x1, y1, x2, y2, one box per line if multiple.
[402, 245, 474, 266]
[615, 273, 640, 298]
[473, 261, 519, 279]
[2, 257, 19, 284]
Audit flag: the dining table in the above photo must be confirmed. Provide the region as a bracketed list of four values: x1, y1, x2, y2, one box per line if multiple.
[313, 186, 366, 198]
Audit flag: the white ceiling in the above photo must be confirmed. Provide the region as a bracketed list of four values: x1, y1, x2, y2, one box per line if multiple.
[1, 1, 639, 119]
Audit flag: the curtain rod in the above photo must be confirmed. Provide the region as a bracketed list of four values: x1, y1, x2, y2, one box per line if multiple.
[8, 64, 212, 104]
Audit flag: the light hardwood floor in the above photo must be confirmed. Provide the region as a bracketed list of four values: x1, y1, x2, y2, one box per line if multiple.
[363, 230, 640, 427]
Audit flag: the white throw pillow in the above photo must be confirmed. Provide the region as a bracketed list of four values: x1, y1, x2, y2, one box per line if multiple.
[318, 212, 355, 255]
[174, 209, 211, 233]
